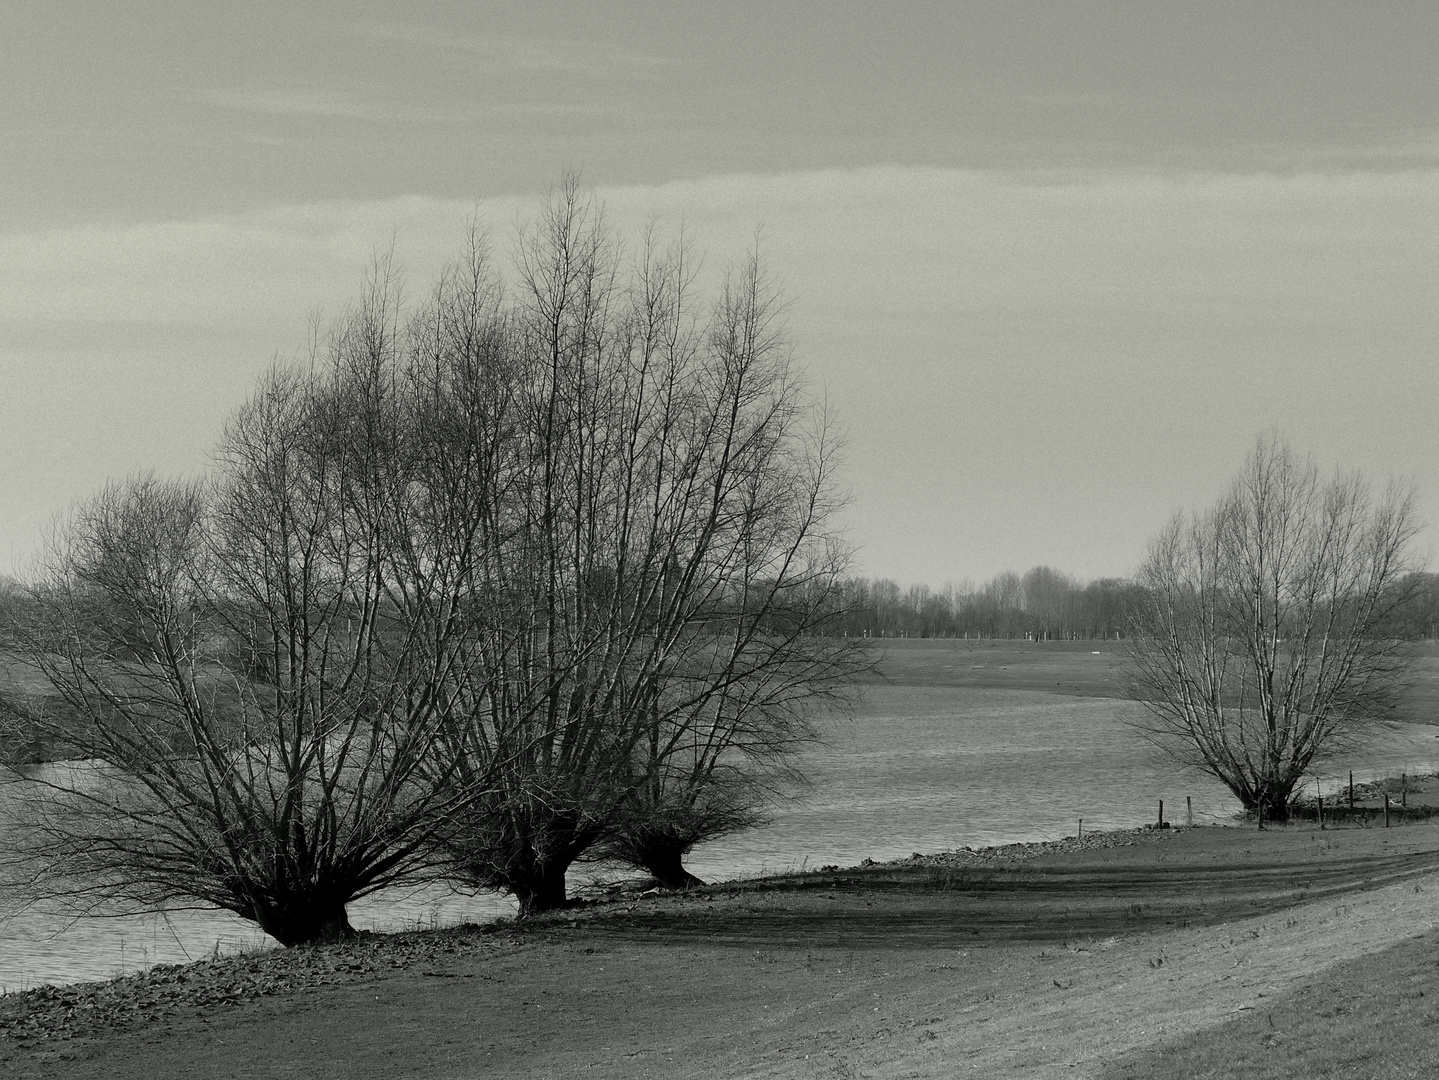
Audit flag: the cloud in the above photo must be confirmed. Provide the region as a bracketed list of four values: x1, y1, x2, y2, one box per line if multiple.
[3, 164, 1438, 582]
[355, 24, 676, 80]
[196, 88, 458, 125]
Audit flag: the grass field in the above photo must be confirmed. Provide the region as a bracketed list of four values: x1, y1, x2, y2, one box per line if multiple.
[1101, 925, 1439, 1079]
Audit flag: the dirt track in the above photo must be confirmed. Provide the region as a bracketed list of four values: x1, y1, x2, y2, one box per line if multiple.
[6, 822, 1439, 1079]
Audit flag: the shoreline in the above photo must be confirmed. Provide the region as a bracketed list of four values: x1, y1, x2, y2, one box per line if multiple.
[9, 767, 1439, 999]
[0, 819, 1390, 1030]
[0, 823, 1192, 1018]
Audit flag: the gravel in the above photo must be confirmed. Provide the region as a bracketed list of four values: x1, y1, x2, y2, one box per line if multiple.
[0, 922, 517, 1047]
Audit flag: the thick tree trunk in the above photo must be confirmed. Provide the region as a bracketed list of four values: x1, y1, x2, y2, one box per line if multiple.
[1245, 790, 1292, 824]
[253, 900, 356, 947]
[640, 845, 707, 891]
[513, 861, 571, 917]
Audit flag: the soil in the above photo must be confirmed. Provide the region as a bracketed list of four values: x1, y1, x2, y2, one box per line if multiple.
[5, 821, 1439, 1079]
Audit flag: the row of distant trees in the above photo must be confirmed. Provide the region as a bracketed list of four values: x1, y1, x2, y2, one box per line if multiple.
[825, 570, 1143, 641]
[825, 567, 1439, 643]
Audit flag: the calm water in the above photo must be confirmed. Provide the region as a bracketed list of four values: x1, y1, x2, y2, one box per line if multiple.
[4, 685, 1436, 990]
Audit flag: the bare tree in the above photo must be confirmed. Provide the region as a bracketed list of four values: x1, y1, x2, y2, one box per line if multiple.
[428, 185, 866, 911]
[0, 270, 493, 946]
[1127, 433, 1421, 821]
[598, 628, 862, 889]
[1021, 565, 1073, 640]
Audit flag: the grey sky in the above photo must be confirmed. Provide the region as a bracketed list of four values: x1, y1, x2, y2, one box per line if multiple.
[2, 3, 1437, 582]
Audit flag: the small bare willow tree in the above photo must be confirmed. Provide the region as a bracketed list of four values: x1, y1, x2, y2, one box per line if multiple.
[599, 628, 863, 890]
[0, 276, 494, 946]
[1127, 434, 1421, 821]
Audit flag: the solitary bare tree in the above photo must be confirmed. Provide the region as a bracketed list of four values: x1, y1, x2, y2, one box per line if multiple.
[1127, 434, 1421, 821]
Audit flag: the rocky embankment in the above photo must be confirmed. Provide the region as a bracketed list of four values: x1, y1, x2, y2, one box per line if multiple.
[850, 824, 1174, 871]
[0, 922, 519, 1048]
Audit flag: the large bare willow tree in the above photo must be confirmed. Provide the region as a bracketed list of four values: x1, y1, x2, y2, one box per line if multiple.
[428, 183, 865, 912]
[1128, 433, 1421, 821]
[0, 266, 499, 946]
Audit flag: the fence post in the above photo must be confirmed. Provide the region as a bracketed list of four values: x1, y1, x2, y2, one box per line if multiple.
[1349, 771, 1355, 811]
[1078, 818, 1083, 839]
[1186, 796, 1193, 827]
[1384, 794, 1390, 828]
[1158, 800, 1164, 828]
[1317, 792, 1324, 830]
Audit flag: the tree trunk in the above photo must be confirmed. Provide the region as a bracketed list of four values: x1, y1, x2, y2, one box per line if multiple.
[1263, 800, 1291, 823]
[640, 845, 707, 891]
[513, 861, 571, 917]
[1248, 790, 1292, 824]
[253, 899, 356, 947]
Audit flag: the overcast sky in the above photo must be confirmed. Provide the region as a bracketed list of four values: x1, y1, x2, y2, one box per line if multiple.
[3, 2, 1437, 584]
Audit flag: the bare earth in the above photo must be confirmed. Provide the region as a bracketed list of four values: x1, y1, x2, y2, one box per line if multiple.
[5, 821, 1439, 1079]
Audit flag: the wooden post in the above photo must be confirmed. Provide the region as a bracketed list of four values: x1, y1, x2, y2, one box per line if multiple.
[1078, 818, 1083, 839]
[1186, 795, 1193, 827]
[1403, 775, 1408, 810]
[1318, 792, 1324, 830]
[1158, 800, 1164, 828]
[1384, 794, 1390, 828]
[1349, 771, 1354, 810]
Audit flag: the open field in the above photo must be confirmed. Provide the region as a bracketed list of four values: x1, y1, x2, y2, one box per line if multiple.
[868, 637, 1439, 723]
[5, 823, 1439, 1078]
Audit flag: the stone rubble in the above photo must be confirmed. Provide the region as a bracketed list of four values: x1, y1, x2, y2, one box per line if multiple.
[0, 923, 517, 1046]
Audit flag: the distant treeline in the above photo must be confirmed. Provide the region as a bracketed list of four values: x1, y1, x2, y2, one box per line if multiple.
[7, 567, 1439, 643]
[826, 568, 1439, 642]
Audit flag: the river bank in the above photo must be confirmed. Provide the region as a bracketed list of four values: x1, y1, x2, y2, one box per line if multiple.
[5, 819, 1439, 1078]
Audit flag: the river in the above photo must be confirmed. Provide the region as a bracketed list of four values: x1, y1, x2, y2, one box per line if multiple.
[3, 684, 1436, 990]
